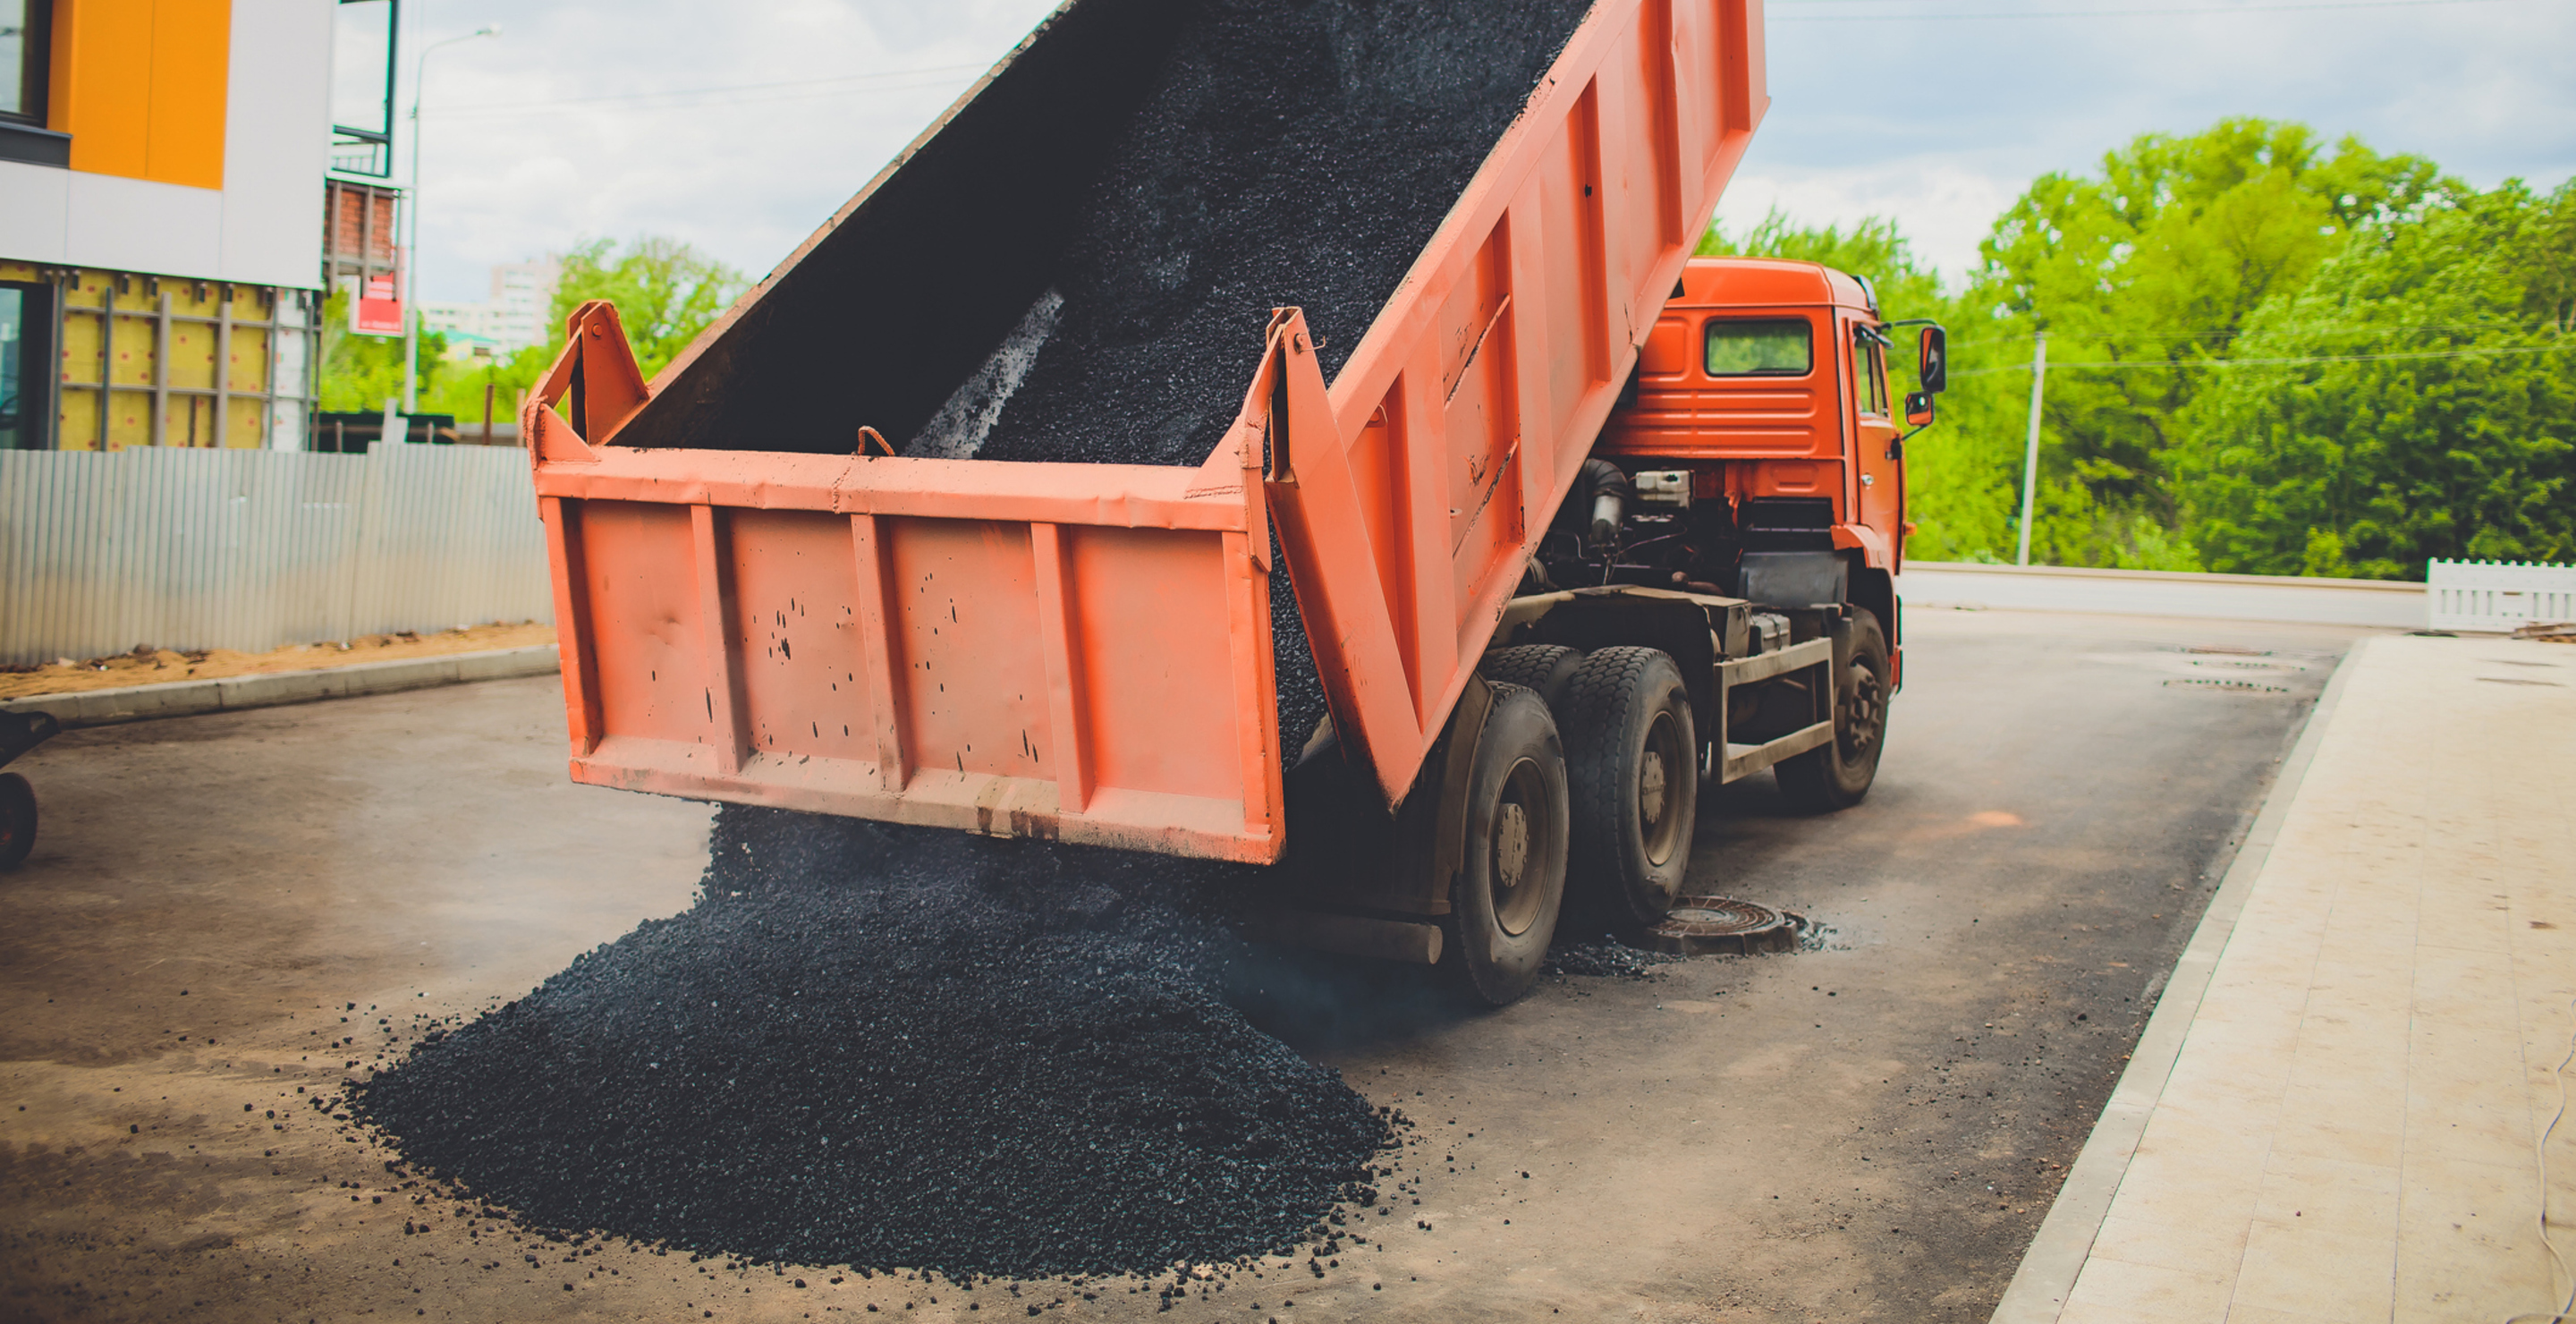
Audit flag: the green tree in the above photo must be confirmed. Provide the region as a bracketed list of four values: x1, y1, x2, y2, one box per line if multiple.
[2174, 179, 2576, 577]
[1969, 118, 2448, 566]
[317, 288, 453, 413]
[547, 236, 747, 376]
[325, 237, 747, 428]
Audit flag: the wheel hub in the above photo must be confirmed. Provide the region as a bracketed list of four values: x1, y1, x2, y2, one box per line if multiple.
[1638, 751, 1666, 827]
[1494, 802, 1530, 889]
[1840, 662, 1884, 757]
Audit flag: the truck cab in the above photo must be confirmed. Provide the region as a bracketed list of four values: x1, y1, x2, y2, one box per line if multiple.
[1552, 255, 1946, 690]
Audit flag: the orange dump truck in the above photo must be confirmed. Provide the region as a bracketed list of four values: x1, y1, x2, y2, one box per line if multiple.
[523, 0, 1947, 1002]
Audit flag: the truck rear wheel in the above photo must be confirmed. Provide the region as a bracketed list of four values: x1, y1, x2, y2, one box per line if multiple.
[1479, 645, 1584, 709]
[1776, 607, 1889, 812]
[1563, 648, 1697, 929]
[1445, 683, 1569, 1006]
[0, 773, 34, 871]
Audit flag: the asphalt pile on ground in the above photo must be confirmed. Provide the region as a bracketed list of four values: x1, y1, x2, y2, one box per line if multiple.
[349, 806, 1395, 1280]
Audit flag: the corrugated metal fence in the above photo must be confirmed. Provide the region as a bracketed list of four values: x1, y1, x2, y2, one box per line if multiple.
[0, 447, 551, 666]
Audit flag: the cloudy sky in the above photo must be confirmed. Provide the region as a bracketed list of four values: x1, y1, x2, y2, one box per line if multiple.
[369, 0, 2576, 305]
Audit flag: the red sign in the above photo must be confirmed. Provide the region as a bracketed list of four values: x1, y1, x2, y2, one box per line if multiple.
[352, 261, 404, 336]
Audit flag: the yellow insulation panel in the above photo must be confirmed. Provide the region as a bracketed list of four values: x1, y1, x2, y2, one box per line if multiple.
[47, 268, 288, 449]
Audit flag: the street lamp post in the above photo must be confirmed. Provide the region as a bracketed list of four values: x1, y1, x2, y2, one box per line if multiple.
[399, 25, 500, 420]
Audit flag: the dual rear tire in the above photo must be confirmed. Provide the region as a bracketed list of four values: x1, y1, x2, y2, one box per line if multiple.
[1450, 649, 1698, 1003]
[1454, 613, 1885, 1002]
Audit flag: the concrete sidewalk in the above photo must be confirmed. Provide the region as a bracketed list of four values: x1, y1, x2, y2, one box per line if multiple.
[1996, 634, 2576, 1322]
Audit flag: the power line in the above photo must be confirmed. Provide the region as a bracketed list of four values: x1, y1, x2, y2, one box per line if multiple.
[1948, 342, 2576, 374]
[1774, 0, 2517, 19]
[428, 63, 991, 118]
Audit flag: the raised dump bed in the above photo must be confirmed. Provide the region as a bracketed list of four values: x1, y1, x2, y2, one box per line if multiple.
[525, 0, 1767, 863]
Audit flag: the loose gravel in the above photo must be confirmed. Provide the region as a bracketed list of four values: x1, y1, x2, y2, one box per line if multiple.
[1543, 936, 1687, 980]
[350, 806, 1396, 1280]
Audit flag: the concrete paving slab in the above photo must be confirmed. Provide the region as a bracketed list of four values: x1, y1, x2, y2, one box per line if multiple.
[1993, 635, 2576, 1323]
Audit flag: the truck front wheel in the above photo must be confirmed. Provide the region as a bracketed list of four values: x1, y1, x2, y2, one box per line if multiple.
[1563, 648, 1697, 929]
[1776, 607, 1890, 812]
[1445, 683, 1569, 1006]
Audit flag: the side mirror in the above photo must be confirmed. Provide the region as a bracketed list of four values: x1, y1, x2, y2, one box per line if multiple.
[1917, 326, 1948, 395]
[1904, 391, 1935, 429]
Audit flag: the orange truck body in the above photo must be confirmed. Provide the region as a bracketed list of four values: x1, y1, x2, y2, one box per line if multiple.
[522, 0, 1769, 864]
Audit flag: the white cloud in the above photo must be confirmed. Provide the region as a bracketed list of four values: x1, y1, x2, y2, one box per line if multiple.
[1713, 159, 2021, 283]
[394, 0, 2576, 309]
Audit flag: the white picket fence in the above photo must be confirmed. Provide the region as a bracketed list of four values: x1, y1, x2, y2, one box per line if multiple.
[0, 447, 551, 667]
[2426, 559, 2576, 632]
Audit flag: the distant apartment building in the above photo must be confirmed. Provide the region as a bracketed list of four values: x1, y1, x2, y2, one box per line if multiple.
[420, 256, 560, 359]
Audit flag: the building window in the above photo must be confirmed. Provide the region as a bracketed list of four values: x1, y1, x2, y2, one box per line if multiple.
[331, 0, 398, 177]
[1, 0, 50, 125]
[1, 282, 54, 450]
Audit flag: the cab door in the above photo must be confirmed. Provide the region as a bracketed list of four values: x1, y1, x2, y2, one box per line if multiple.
[1846, 320, 1902, 566]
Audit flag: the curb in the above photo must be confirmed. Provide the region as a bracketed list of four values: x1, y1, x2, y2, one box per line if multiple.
[1985, 636, 2369, 1323]
[0, 645, 561, 729]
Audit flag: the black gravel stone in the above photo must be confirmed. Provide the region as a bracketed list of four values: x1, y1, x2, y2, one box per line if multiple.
[1542, 936, 1684, 980]
[350, 807, 1391, 1280]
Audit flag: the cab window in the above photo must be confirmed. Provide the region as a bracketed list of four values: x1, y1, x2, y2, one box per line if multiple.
[1851, 329, 1888, 416]
[1703, 318, 1811, 376]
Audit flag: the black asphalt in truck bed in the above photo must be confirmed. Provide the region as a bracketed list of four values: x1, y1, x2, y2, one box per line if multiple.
[349, 808, 1392, 1280]
[960, 0, 1592, 758]
[971, 0, 1589, 470]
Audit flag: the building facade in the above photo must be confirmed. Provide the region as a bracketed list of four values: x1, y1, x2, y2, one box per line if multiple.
[0, 0, 337, 450]
[419, 255, 559, 360]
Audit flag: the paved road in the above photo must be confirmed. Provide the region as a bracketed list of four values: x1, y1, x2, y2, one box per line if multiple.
[0, 607, 2376, 1322]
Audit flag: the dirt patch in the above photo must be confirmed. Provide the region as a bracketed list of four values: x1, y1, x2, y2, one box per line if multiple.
[0, 623, 555, 699]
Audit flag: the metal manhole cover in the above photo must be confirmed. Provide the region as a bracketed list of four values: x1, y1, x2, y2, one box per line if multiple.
[1642, 895, 1803, 955]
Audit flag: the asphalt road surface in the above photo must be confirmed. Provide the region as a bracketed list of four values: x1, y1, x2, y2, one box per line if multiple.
[0, 607, 2376, 1322]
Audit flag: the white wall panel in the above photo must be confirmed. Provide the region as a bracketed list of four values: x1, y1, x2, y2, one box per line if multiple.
[221, 0, 334, 288]
[0, 160, 71, 261]
[64, 172, 225, 278]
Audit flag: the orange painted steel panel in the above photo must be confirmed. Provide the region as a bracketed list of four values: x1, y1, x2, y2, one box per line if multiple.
[724, 508, 881, 768]
[882, 516, 1050, 785]
[56, 0, 154, 178]
[578, 501, 715, 751]
[526, 0, 1766, 860]
[146, 0, 229, 189]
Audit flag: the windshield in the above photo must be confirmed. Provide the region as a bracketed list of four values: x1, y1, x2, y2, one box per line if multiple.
[1704, 318, 1812, 376]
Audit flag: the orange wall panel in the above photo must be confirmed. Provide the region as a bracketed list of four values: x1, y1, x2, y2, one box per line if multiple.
[52, 0, 231, 189]
[56, 0, 155, 178]
[145, 0, 228, 188]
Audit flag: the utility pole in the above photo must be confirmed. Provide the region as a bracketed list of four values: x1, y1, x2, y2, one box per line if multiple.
[399, 26, 500, 416]
[2015, 330, 2047, 567]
